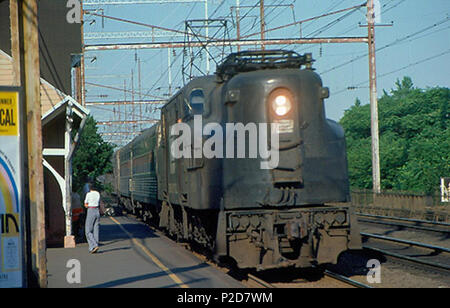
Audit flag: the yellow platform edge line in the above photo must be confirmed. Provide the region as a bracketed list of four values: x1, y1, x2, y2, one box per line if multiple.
[109, 216, 189, 288]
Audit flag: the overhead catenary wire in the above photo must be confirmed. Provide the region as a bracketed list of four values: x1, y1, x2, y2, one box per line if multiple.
[293, 0, 410, 58]
[85, 2, 202, 142]
[88, 104, 161, 121]
[86, 81, 167, 99]
[239, 2, 366, 40]
[87, 1, 370, 144]
[320, 16, 450, 75]
[96, 1, 202, 144]
[84, 11, 214, 40]
[84, 0, 447, 145]
[332, 48, 450, 96]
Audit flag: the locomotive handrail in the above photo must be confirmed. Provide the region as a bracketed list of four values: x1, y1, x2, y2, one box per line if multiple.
[216, 50, 314, 79]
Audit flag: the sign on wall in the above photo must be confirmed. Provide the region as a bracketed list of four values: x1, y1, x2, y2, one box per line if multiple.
[0, 90, 23, 288]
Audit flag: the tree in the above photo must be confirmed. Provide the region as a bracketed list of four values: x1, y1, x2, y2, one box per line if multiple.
[72, 116, 115, 193]
[340, 77, 450, 194]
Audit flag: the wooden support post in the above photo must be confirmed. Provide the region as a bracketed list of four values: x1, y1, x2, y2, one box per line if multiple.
[64, 103, 75, 248]
[10, 0, 20, 86]
[19, 0, 47, 287]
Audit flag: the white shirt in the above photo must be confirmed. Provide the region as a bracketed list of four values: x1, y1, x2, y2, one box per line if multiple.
[84, 191, 100, 208]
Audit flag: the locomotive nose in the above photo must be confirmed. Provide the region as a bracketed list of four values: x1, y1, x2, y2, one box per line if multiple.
[265, 86, 303, 190]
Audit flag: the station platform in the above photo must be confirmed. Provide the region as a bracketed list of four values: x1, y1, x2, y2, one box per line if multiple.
[47, 215, 244, 288]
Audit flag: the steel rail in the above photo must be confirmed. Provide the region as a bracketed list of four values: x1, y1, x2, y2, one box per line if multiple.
[323, 270, 372, 288]
[364, 246, 450, 272]
[357, 213, 450, 227]
[247, 273, 276, 288]
[247, 270, 371, 289]
[358, 217, 450, 234]
[361, 232, 450, 253]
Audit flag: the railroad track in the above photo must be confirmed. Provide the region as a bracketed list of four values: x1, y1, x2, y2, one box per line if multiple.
[245, 268, 372, 289]
[123, 211, 371, 288]
[361, 232, 450, 272]
[246, 273, 276, 288]
[357, 213, 450, 234]
[127, 210, 449, 288]
[228, 217, 449, 288]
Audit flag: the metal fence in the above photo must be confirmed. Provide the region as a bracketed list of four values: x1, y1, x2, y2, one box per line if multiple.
[350, 189, 448, 222]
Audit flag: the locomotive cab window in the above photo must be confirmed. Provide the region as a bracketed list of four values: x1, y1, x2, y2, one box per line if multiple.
[189, 89, 204, 115]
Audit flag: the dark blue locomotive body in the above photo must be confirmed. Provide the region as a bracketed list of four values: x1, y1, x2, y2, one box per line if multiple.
[113, 50, 361, 270]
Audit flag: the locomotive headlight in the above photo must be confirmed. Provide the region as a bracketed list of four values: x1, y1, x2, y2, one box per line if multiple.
[272, 95, 292, 116]
[269, 88, 293, 117]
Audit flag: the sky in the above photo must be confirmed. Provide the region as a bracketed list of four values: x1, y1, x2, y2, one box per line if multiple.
[81, 0, 450, 145]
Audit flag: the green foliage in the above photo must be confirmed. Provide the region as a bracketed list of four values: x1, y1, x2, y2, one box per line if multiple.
[340, 77, 450, 194]
[72, 116, 115, 193]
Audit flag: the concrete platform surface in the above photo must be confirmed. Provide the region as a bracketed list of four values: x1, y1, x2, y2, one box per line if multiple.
[47, 215, 244, 288]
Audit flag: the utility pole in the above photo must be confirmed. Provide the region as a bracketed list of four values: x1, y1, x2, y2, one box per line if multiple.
[19, 0, 47, 287]
[168, 48, 172, 96]
[260, 0, 265, 50]
[138, 58, 142, 131]
[204, 0, 210, 74]
[81, 1, 86, 106]
[367, 0, 381, 194]
[236, 0, 241, 52]
[123, 80, 126, 123]
[131, 69, 135, 136]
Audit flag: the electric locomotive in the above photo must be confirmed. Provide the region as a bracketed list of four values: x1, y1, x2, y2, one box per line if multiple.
[113, 50, 361, 270]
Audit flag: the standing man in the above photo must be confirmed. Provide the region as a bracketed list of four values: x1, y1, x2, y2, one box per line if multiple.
[84, 183, 100, 253]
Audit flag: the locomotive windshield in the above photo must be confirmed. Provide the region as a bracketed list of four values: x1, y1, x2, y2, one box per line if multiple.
[189, 89, 204, 115]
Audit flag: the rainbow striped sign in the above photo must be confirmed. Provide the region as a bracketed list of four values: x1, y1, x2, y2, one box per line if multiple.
[0, 157, 19, 214]
[0, 90, 22, 288]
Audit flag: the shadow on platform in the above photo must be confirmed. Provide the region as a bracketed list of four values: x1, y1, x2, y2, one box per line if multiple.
[87, 263, 210, 288]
